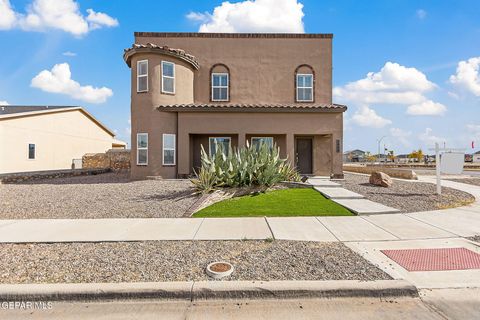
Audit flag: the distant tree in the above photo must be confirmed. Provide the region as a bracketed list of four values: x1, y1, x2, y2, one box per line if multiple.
[408, 149, 424, 163]
[387, 150, 395, 162]
[365, 151, 376, 163]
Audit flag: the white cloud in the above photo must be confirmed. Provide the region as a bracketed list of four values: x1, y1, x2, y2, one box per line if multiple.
[0, 0, 17, 29]
[351, 105, 392, 128]
[334, 62, 435, 105]
[467, 124, 480, 141]
[418, 128, 446, 146]
[86, 8, 119, 29]
[449, 57, 480, 96]
[334, 62, 447, 116]
[416, 9, 427, 19]
[125, 119, 131, 136]
[0, 0, 118, 36]
[31, 63, 113, 104]
[62, 51, 77, 57]
[187, 0, 305, 33]
[390, 127, 412, 147]
[0, 100, 9, 105]
[406, 100, 447, 116]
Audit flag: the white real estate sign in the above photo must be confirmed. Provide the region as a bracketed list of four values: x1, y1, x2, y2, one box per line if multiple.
[440, 152, 464, 175]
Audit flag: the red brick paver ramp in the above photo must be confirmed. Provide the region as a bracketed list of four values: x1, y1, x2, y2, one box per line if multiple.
[381, 248, 480, 271]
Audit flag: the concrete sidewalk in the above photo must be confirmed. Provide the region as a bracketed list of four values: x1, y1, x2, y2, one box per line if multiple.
[0, 178, 478, 243]
[0, 206, 478, 243]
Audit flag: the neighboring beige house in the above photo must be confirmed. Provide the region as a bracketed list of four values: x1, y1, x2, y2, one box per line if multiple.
[0, 106, 126, 174]
[474, 151, 480, 163]
[124, 32, 346, 180]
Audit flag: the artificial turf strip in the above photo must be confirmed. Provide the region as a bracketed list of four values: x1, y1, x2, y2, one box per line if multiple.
[193, 188, 354, 217]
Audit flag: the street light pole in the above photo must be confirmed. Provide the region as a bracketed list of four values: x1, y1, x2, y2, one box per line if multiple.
[377, 135, 387, 163]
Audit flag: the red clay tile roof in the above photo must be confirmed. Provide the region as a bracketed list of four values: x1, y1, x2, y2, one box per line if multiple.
[123, 43, 199, 69]
[157, 103, 347, 112]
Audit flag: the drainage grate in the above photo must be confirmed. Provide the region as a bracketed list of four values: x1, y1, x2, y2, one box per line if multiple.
[381, 247, 480, 272]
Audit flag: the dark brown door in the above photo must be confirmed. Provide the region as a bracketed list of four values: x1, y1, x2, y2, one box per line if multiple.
[296, 138, 313, 174]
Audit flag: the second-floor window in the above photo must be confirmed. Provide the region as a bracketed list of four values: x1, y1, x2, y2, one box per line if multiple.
[162, 61, 175, 94]
[137, 60, 148, 92]
[296, 74, 313, 102]
[212, 73, 229, 101]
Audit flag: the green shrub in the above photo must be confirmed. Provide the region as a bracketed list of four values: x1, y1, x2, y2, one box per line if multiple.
[191, 140, 300, 193]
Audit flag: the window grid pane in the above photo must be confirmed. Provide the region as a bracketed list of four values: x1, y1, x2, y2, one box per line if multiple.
[252, 137, 273, 151]
[138, 150, 147, 164]
[138, 61, 147, 76]
[163, 134, 176, 165]
[297, 74, 313, 101]
[162, 62, 174, 77]
[137, 134, 148, 148]
[209, 137, 231, 156]
[138, 76, 147, 92]
[212, 74, 229, 101]
[28, 144, 35, 159]
[163, 77, 174, 93]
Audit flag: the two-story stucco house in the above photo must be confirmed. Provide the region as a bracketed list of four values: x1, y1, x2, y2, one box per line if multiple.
[124, 32, 346, 180]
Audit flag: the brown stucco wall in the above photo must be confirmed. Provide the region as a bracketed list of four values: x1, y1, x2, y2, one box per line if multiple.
[177, 112, 343, 178]
[126, 33, 343, 180]
[134, 34, 332, 104]
[129, 53, 195, 179]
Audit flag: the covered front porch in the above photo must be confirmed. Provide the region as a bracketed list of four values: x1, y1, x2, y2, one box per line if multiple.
[183, 132, 335, 177]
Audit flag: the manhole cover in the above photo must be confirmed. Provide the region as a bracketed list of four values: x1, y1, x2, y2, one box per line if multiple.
[206, 261, 234, 279]
[381, 247, 480, 272]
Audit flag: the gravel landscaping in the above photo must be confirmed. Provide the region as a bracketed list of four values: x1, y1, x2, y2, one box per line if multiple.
[448, 178, 480, 187]
[0, 241, 391, 283]
[338, 173, 475, 213]
[0, 172, 198, 219]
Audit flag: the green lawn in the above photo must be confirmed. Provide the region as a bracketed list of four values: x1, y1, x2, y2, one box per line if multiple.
[193, 188, 353, 217]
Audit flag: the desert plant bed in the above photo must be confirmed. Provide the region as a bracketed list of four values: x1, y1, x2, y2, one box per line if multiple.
[338, 173, 475, 213]
[193, 188, 353, 217]
[0, 241, 390, 283]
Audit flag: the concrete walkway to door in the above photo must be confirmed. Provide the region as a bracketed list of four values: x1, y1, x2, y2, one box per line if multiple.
[0, 177, 479, 243]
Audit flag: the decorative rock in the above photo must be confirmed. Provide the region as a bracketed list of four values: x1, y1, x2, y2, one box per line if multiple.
[369, 172, 393, 188]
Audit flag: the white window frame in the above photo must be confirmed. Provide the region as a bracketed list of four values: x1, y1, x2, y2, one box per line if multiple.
[296, 73, 313, 102]
[211, 73, 229, 101]
[137, 60, 148, 93]
[136, 133, 148, 166]
[28, 143, 36, 160]
[162, 134, 176, 166]
[209, 137, 231, 156]
[161, 61, 175, 94]
[251, 137, 274, 150]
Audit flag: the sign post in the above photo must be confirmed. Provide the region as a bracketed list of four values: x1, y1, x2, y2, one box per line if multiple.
[429, 144, 465, 195]
[435, 143, 441, 195]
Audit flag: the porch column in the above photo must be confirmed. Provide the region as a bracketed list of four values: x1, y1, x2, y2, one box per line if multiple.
[286, 133, 295, 165]
[177, 131, 190, 176]
[238, 133, 246, 148]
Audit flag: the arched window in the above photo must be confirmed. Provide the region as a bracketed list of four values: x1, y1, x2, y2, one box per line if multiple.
[210, 64, 230, 102]
[295, 64, 315, 102]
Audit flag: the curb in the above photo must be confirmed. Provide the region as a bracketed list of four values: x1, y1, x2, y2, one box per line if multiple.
[0, 280, 417, 302]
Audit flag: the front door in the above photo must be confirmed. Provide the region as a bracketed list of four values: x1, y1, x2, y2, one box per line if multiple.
[296, 138, 313, 174]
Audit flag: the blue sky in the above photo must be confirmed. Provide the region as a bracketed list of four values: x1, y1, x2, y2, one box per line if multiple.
[0, 0, 479, 154]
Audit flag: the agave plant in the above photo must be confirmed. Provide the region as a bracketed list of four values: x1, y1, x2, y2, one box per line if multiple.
[191, 140, 300, 193]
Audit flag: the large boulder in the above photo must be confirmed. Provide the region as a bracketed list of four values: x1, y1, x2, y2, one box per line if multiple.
[369, 171, 393, 187]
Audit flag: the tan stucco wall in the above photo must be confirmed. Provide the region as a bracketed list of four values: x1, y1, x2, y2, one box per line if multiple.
[134, 35, 332, 104]
[0, 110, 116, 174]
